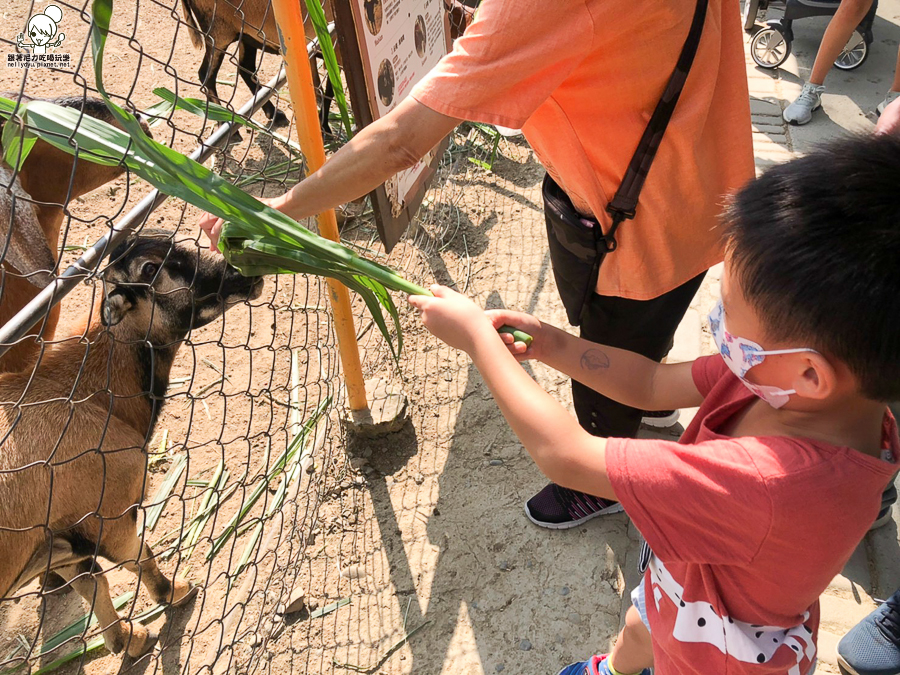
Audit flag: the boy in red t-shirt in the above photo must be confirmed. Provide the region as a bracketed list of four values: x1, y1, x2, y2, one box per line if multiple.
[409, 135, 900, 675]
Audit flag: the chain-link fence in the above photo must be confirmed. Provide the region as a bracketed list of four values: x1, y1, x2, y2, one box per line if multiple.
[0, 0, 569, 673]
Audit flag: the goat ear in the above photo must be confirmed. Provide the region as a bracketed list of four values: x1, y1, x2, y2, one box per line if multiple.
[0, 164, 55, 288]
[101, 289, 133, 326]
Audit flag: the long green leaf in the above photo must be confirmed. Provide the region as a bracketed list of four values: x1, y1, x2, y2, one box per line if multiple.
[142, 453, 187, 534]
[303, 0, 353, 137]
[207, 397, 329, 560]
[1, 112, 37, 171]
[150, 88, 267, 133]
[0, 0, 427, 361]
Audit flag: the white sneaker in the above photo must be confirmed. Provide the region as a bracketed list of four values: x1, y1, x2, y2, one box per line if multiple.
[783, 83, 825, 125]
[494, 125, 522, 137]
[877, 90, 900, 117]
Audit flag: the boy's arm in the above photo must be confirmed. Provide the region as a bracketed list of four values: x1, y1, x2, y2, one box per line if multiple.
[469, 329, 618, 500]
[488, 311, 704, 412]
[410, 287, 616, 498]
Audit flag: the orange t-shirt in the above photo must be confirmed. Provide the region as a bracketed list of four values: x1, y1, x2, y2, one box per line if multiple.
[411, 0, 754, 300]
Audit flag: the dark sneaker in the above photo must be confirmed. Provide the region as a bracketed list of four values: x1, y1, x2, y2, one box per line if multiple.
[641, 409, 680, 428]
[837, 590, 900, 675]
[525, 483, 623, 529]
[557, 654, 650, 675]
[871, 483, 898, 531]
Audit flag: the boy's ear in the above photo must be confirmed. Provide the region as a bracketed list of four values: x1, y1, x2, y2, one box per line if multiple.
[792, 352, 837, 400]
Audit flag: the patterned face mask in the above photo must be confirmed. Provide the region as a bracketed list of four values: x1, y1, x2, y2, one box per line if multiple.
[708, 300, 817, 409]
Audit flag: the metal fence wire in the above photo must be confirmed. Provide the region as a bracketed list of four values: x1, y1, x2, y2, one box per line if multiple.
[0, 0, 525, 673]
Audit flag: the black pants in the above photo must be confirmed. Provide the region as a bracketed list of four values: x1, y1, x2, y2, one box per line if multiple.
[543, 173, 706, 439]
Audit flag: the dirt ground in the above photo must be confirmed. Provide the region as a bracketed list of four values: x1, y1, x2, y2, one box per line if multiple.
[0, 1, 648, 673]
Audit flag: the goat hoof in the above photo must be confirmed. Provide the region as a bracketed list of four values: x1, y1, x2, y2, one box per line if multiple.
[270, 109, 289, 127]
[108, 622, 157, 657]
[169, 580, 200, 608]
[125, 626, 158, 658]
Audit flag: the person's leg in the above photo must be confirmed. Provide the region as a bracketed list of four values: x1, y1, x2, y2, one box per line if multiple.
[808, 0, 874, 85]
[609, 606, 655, 674]
[784, 0, 874, 125]
[557, 607, 653, 675]
[877, 48, 900, 116]
[888, 46, 900, 93]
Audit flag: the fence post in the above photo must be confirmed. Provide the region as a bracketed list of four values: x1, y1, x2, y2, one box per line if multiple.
[268, 0, 369, 412]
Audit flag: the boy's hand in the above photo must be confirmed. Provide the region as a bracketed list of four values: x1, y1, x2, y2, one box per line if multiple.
[485, 309, 544, 361]
[408, 285, 496, 352]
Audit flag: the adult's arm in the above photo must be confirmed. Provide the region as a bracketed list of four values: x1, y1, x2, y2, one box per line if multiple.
[198, 97, 461, 247]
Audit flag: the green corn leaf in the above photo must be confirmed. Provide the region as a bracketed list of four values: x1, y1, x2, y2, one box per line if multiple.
[141, 97, 177, 129]
[150, 88, 267, 133]
[142, 453, 187, 534]
[232, 521, 263, 581]
[309, 597, 350, 619]
[0, 0, 420, 362]
[1, 111, 37, 171]
[303, 0, 353, 137]
[207, 397, 329, 560]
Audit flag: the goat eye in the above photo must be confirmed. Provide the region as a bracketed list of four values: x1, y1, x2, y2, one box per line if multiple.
[141, 262, 158, 280]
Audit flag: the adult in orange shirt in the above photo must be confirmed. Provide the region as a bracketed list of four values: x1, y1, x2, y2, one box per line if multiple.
[200, 0, 754, 528]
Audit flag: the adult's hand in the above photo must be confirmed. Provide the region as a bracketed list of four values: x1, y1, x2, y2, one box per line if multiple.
[198, 98, 461, 252]
[876, 96, 900, 136]
[197, 211, 224, 252]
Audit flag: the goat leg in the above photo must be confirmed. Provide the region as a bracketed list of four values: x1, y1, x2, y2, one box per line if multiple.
[55, 560, 157, 658]
[237, 41, 287, 126]
[200, 46, 245, 145]
[111, 527, 198, 607]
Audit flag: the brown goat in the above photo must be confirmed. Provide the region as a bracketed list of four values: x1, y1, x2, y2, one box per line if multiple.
[179, 0, 337, 133]
[0, 231, 263, 658]
[0, 94, 151, 373]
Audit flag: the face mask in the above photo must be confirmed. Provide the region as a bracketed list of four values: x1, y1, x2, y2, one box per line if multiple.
[708, 300, 817, 409]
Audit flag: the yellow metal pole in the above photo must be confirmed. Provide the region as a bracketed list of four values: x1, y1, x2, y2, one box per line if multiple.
[269, 0, 369, 412]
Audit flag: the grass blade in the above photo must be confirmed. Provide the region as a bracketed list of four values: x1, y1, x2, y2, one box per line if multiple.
[142, 452, 186, 534]
[303, 0, 352, 137]
[308, 597, 350, 619]
[150, 88, 266, 133]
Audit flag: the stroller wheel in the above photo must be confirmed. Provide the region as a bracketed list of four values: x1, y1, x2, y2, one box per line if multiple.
[833, 30, 868, 70]
[751, 27, 791, 69]
[741, 0, 761, 31]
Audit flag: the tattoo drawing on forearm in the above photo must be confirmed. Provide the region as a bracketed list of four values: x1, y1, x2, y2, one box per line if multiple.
[580, 348, 610, 371]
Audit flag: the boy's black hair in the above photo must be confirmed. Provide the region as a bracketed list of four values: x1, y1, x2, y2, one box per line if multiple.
[725, 134, 900, 402]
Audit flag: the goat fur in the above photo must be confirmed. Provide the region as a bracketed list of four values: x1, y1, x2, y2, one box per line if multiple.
[0, 232, 262, 658]
[0, 94, 149, 374]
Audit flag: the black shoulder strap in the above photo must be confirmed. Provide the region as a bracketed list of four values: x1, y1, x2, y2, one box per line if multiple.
[601, 0, 709, 250]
